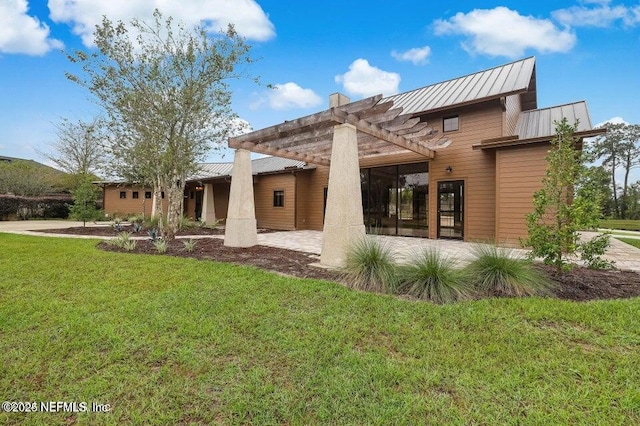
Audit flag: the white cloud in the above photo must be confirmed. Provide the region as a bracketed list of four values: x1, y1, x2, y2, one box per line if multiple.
[595, 116, 628, 128]
[0, 0, 63, 55]
[552, 1, 640, 27]
[434, 7, 576, 58]
[253, 82, 323, 110]
[391, 46, 431, 65]
[48, 0, 275, 46]
[335, 59, 401, 98]
[273, 83, 322, 109]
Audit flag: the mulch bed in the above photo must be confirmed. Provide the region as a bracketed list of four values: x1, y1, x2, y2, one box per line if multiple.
[40, 226, 640, 302]
[36, 225, 277, 237]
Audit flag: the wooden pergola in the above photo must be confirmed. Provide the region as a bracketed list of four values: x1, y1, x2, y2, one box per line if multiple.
[228, 94, 450, 166]
[224, 93, 449, 267]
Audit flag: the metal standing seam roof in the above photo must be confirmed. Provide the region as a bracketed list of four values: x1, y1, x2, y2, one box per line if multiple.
[514, 101, 594, 139]
[190, 156, 310, 181]
[380, 56, 536, 115]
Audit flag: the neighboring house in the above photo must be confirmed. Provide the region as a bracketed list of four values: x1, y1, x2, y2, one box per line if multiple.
[101, 57, 604, 244]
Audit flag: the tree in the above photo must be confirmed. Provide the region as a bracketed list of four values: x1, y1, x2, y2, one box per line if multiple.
[43, 117, 107, 178]
[66, 10, 254, 239]
[68, 177, 101, 226]
[589, 123, 640, 219]
[0, 160, 56, 196]
[524, 118, 609, 273]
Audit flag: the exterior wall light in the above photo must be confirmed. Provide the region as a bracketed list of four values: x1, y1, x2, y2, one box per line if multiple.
[445, 166, 453, 174]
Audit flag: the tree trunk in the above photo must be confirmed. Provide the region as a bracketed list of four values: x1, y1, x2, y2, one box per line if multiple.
[165, 178, 184, 240]
[622, 150, 631, 219]
[611, 157, 619, 218]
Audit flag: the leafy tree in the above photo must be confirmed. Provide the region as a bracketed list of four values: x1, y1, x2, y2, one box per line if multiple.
[524, 118, 609, 273]
[66, 10, 255, 239]
[589, 122, 640, 218]
[69, 177, 101, 226]
[0, 160, 57, 196]
[42, 117, 107, 178]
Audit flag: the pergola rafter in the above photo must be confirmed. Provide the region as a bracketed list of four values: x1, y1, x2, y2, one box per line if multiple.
[228, 94, 450, 165]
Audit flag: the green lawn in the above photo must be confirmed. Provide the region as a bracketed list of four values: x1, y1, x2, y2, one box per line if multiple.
[600, 219, 640, 231]
[616, 237, 640, 249]
[1, 233, 639, 425]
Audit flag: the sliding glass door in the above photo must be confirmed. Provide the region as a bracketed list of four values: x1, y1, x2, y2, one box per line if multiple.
[361, 163, 429, 237]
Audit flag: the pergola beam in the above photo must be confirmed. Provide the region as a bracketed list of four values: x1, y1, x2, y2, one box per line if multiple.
[331, 108, 435, 159]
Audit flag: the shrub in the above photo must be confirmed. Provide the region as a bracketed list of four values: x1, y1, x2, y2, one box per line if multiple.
[147, 228, 160, 242]
[341, 237, 398, 294]
[109, 232, 136, 251]
[182, 239, 198, 252]
[398, 249, 473, 304]
[112, 217, 124, 232]
[144, 216, 160, 229]
[466, 244, 553, 297]
[131, 222, 143, 233]
[579, 233, 615, 270]
[153, 239, 168, 254]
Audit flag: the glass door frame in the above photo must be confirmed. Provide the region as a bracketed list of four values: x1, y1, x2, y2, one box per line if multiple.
[437, 180, 464, 239]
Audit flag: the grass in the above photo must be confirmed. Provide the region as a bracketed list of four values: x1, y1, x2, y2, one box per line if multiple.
[615, 237, 640, 249]
[466, 244, 553, 297]
[399, 249, 473, 303]
[599, 219, 640, 231]
[341, 236, 398, 293]
[1, 233, 639, 425]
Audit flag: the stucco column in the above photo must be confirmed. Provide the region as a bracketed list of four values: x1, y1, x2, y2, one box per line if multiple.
[320, 123, 366, 267]
[201, 183, 216, 223]
[224, 149, 257, 247]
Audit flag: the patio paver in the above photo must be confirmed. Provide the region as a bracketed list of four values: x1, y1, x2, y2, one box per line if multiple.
[2, 222, 640, 272]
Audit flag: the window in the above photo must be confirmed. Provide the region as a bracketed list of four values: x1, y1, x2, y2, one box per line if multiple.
[161, 191, 165, 199]
[273, 190, 285, 207]
[119, 191, 126, 199]
[145, 191, 152, 199]
[132, 191, 139, 199]
[443, 115, 459, 132]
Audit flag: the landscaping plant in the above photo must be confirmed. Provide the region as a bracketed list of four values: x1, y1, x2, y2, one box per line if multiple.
[341, 236, 398, 293]
[153, 239, 168, 254]
[398, 249, 473, 304]
[524, 118, 609, 273]
[466, 244, 552, 297]
[183, 239, 198, 252]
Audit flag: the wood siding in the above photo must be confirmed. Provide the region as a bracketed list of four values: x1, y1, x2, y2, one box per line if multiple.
[419, 100, 502, 240]
[103, 185, 161, 218]
[297, 167, 329, 230]
[504, 94, 521, 135]
[496, 143, 549, 245]
[254, 173, 296, 230]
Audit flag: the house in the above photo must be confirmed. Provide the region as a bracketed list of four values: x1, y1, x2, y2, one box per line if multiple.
[101, 57, 604, 257]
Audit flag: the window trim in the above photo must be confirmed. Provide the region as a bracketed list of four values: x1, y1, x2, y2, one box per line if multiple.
[443, 115, 459, 132]
[273, 190, 285, 208]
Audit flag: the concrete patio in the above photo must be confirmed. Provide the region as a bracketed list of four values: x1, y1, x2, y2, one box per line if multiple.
[2, 221, 640, 272]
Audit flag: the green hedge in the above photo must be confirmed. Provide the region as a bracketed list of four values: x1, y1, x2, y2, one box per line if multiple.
[0, 194, 72, 220]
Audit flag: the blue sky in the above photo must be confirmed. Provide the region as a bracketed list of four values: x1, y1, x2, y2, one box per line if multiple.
[1, 0, 639, 165]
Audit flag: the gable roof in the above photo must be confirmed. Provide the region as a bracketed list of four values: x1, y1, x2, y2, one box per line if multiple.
[381, 56, 537, 115]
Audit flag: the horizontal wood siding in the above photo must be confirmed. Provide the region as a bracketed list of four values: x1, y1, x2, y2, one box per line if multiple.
[496, 144, 549, 245]
[421, 101, 502, 240]
[298, 167, 329, 230]
[103, 185, 161, 218]
[213, 183, 230, 220]
[254, 174, 296, 230]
